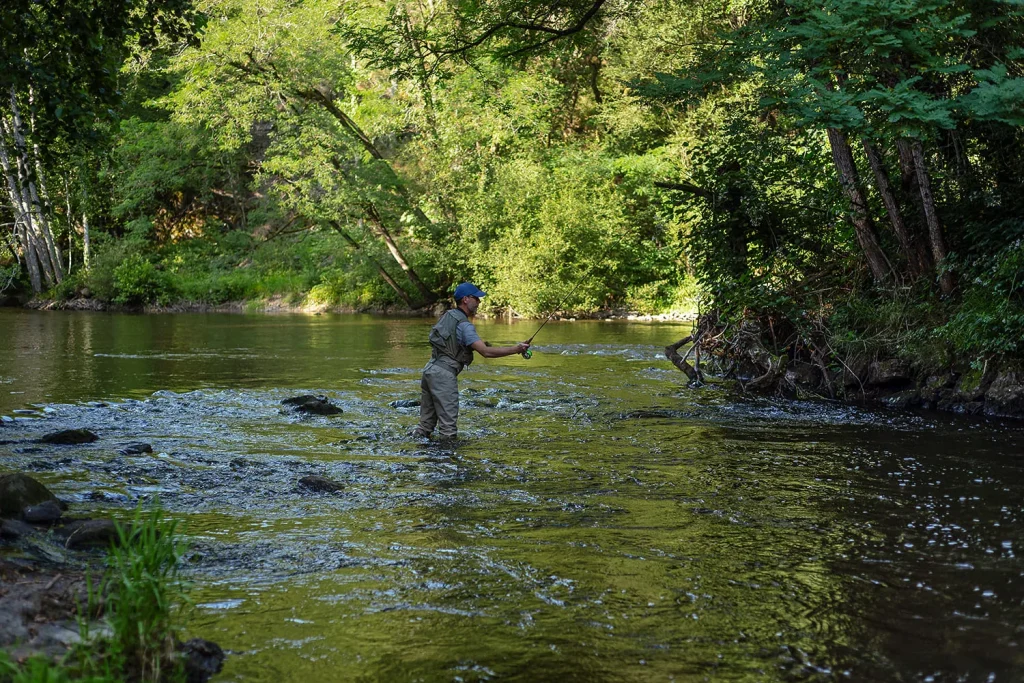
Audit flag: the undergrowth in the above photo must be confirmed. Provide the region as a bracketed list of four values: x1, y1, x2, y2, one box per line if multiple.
[0, 504, 189, 683]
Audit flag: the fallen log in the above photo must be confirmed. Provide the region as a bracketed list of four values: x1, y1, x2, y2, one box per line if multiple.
[665, 336, 704, 385]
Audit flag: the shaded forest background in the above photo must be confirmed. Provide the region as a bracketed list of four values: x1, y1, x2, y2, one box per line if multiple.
[1, 0, 1022, 364]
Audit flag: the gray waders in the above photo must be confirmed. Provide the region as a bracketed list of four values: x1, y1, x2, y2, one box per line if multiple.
[416, 309, 474, 439]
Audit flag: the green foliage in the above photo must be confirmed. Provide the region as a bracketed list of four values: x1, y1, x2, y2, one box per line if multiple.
[0, 652, 114, 683]
[101, 505, 187, 682]
[112, 254, 174, 306]
[938, 242, 1024, 356]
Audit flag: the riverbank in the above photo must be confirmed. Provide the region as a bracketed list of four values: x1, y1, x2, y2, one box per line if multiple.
[667, 313, 1024, 421]
[15, 295, 701, 321]
[0, 470, 223, 681]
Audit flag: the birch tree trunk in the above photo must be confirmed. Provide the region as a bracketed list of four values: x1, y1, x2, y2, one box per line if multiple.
[82, 212, 90, 269]
[9, 87, 62, 284]
[0, 118, 43, 291]
[826, 128, 893, 283]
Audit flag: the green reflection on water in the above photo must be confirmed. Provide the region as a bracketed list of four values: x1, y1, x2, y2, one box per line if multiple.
[1, 309, 1023, 681]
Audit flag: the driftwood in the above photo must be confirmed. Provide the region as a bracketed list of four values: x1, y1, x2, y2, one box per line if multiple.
[739, 354, 787, 393]
[665, 335, 704, 385]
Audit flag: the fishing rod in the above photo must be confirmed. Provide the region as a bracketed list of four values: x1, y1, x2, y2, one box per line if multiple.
[521, 272, 590, 359]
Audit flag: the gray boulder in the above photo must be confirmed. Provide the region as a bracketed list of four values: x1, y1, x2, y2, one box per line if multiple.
[281, 395, 343, 415]
[867, 359, 911, 387]
[22, 500, 63, 525]
[0, 519, 36, 540]
[39, 429, 98, 445]
[0, 474, 59, 518]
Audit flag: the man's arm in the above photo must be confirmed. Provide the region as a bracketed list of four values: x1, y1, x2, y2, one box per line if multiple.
[471, 340, 530, 359]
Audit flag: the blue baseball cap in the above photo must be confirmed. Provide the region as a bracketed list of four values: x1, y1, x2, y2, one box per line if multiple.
[453, 282, 486, 301]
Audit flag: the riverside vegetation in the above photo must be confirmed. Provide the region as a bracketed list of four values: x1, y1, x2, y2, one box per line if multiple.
[0, 492, 220, 683]
[0, 0, 1022, 411]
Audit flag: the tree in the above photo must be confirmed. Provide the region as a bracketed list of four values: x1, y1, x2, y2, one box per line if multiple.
[0, 0, 202, 291]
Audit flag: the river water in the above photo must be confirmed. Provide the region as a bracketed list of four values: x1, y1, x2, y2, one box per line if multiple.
[1, 309, 1023, 681]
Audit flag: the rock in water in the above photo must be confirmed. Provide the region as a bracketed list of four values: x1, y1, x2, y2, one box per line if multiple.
[61, 519, 119, 549]
[179, 638, 226, 683]
[281, 395, 343, 415]
[389, 399, 421, 409]
[0, 474, 59, 518]
[0, 518, 36, 540]
[118, 442, 153, 455]
[22, 500, 63, 525]
[39, 429, 98, 445]
[298, 475, 344, 493]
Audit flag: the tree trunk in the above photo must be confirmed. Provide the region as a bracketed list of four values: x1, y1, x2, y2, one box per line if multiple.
[4, 91, 60, 287]
[82, 212, 90, 269]
[362, 205, 437, 304]
[17, 223, 42, 292]
[327, 220, 415, 307]
[910, 141, 955, 295]
[298, 87, 437, 229]
[861, 139, 930, 279]
[0, 120, 42, 291]
[27, 86, 64, 279]
[826, 128, 892, 283]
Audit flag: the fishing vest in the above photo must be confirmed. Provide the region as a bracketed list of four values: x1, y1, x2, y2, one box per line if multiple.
[429, 308, 475, 373]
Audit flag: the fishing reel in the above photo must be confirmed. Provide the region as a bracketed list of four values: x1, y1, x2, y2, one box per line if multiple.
[521, 349, 533, 360]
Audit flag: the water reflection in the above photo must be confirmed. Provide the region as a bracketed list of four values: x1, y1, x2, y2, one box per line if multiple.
[1, 309, 1023, 681]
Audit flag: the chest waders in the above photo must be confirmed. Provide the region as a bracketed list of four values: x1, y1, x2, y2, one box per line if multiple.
[416, 309, 474, 439]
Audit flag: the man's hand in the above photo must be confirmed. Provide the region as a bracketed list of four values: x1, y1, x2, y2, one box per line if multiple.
[471, 340, 531, 359]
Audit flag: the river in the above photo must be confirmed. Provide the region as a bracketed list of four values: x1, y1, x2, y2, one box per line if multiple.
[1, 308, 1022, 681]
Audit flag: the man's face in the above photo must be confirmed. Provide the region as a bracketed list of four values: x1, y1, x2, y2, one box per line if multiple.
[461, 295, 480, 315]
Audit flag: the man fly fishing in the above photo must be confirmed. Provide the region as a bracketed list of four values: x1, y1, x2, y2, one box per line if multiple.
[413, 283, 530, 441]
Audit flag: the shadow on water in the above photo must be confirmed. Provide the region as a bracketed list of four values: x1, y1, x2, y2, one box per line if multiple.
[2, 309, 1023, 681]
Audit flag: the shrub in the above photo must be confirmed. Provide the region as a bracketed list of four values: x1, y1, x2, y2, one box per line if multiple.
[112, 254, 173, 306]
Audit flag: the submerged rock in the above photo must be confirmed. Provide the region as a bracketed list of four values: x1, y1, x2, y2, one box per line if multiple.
[179, 637, 226, 683]
[39, 429, 98, 445]
[0, 474, 59, 519]
[884, 390, 921, 410]
[281, 395, 343, 415]
[118, 442, 153, 455]
[60, 519, 119, 549]
[621, 409, 687, 419]
[389, 399, 421, 409]
[22, 500, 63, 525]
[298, 475, 344, 493]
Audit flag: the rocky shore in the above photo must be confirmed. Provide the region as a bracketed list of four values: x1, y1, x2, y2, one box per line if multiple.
[0, 447, 225, 680]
